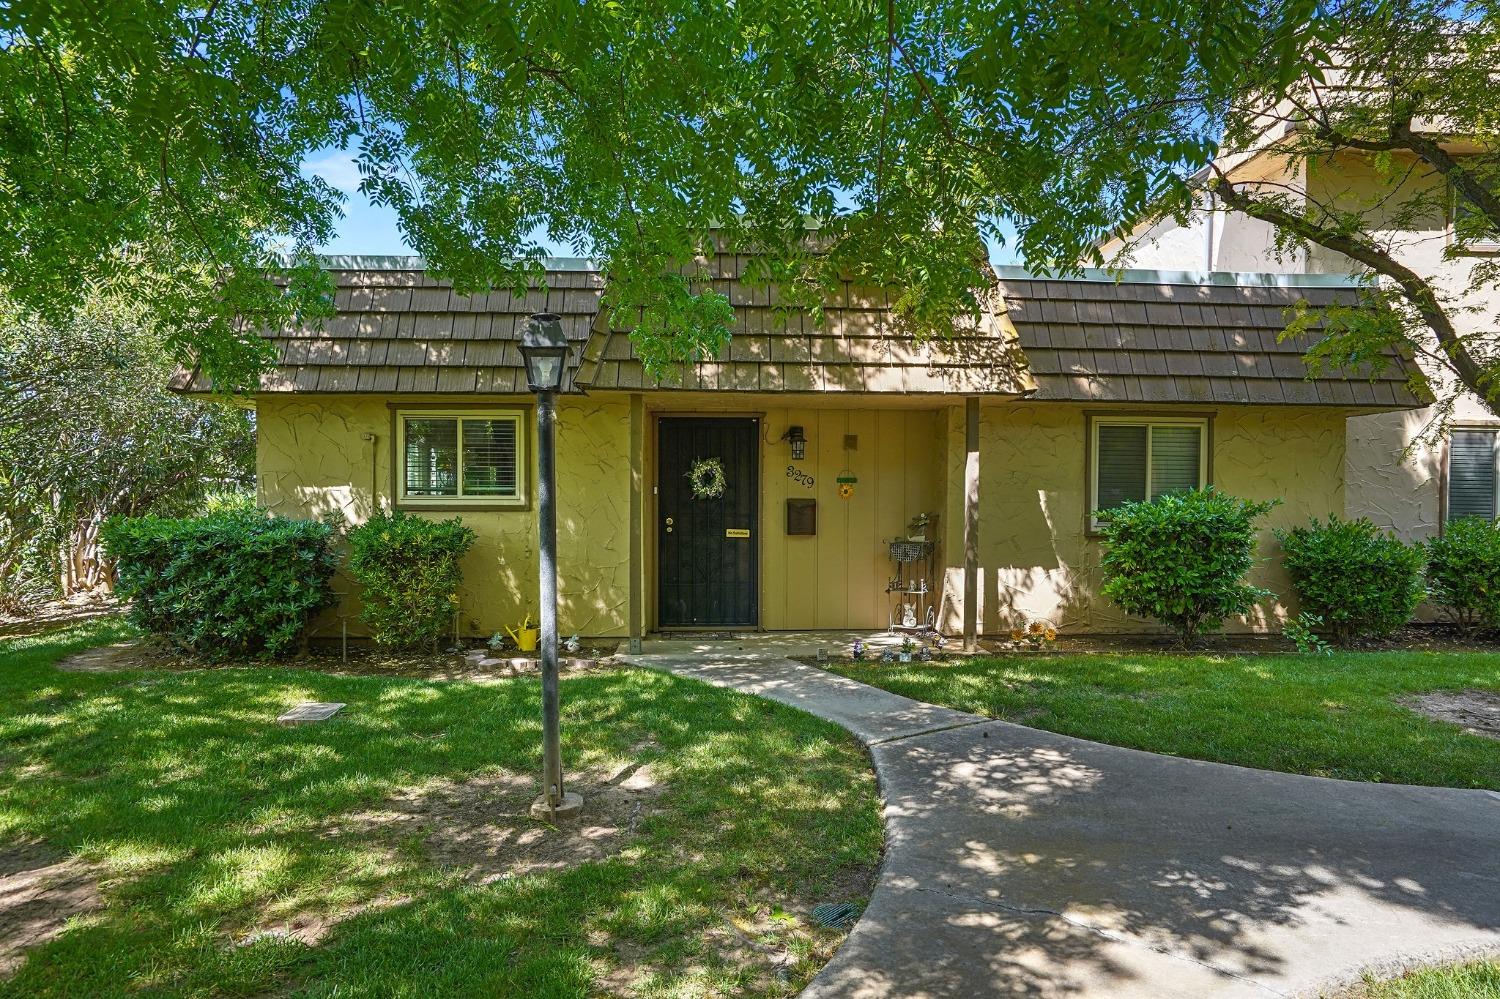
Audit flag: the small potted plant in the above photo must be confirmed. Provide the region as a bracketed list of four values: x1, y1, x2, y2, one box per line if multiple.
[899, 636, 916, 662]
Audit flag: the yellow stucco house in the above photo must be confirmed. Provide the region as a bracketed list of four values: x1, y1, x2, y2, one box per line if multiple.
[172, 251, 1424, 646]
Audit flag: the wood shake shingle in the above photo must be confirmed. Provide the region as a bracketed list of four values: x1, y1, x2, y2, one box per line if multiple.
[169, 257, 1426, 409]
[1000, 273, 1424, 407]
[571, 252, 1034, 396]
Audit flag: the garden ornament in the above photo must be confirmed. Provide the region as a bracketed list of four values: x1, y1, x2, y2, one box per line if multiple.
[504, 614, 540, 653]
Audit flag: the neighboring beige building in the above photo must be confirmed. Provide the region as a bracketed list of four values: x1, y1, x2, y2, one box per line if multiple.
[173, 255, 1423, 642]
[1100, 145, 1500, 544]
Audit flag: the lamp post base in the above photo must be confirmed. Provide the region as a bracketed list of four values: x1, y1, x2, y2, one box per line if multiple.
[529, 791, 584, 822]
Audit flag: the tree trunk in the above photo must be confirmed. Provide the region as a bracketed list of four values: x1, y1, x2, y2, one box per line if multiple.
[59, 513, 113, 597]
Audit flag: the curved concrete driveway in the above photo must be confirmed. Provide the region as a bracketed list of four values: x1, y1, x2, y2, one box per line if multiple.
[623, 650, 1500, 998]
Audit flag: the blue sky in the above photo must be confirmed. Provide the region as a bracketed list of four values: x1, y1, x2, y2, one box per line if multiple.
[301, 149, 1023, 264]
[301, 149, 416, 255]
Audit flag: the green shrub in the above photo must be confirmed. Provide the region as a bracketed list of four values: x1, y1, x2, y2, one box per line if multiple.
[1424, 516, 1500, 630]
[1099, 488, 1278, 643]
[347, 510, 476, 649]
[1276, 516, 1425, 644]
[102, 509, 338, 658]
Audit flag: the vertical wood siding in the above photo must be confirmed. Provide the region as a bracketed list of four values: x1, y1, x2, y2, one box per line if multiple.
[754, 407, 946, 630]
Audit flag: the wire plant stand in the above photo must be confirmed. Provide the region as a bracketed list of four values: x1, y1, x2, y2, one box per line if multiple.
[886, 529, 937, 634]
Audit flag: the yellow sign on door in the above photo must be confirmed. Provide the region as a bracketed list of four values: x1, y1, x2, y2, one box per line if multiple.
[725, 528, 751, 538]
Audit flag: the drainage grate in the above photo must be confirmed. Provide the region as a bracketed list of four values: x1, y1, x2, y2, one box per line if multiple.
[810, 902, 860, 929]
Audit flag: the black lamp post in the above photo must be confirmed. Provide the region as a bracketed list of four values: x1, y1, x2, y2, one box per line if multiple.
[521, 313, 582, 820]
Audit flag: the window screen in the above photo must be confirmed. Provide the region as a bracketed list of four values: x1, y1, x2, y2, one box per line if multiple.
[1096, 424, 1148, 512]
[1150, 425, 1202, 499]
[1093, 419, 1206, 523]
[400, 412, 524, 503]
[462, 419, 519, 497]
[1449, 429, 1497, 522]
[403, 418, 459, 497]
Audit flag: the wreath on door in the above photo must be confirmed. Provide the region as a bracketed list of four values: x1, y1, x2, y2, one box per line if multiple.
[688, 457, 727, 499]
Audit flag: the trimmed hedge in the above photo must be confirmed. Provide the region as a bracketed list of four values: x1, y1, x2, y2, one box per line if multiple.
[1099, 488, 1277, 643]
[346, 510, 476, 649]
[1276, 516, 1424, 644]
[102, 510, 338, 658]
[1425, 516, 1500, 630]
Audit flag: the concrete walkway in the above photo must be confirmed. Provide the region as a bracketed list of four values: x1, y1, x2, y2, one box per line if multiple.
[621, 649, 1500, 998]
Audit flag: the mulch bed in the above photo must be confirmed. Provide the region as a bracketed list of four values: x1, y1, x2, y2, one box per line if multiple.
[0, 841, 103, 977]
[1041, 624, 1500, 655]
[0, 595, 120, 639]
[796, 624, 1500, 667]
[1401, 689, 1500, 741]
[54, 637, 619, 679]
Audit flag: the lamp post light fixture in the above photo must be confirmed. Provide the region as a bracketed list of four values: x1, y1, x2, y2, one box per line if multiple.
[521, 313, 583, 821]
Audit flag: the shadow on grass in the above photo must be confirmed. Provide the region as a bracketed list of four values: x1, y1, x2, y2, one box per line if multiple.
[0, 621, 881, 998]
[833, 650, 1500, 789]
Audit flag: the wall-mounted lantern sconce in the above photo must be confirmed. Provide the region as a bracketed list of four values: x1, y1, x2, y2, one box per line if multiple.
[782, 425, 807, 461]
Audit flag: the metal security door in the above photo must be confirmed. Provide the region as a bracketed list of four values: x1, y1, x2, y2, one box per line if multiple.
[657, 418, 759, 627]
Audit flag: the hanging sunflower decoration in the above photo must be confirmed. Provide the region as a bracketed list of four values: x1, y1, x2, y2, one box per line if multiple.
[687, 457, 727, 499]
[836, 471, 857, 500]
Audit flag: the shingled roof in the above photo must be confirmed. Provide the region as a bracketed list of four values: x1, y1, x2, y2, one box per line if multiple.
[169, 257, 1427, 409]
[572, 252, 1034, 395]
[998, 269, 1426, 408]
[168, 258, 603, 395]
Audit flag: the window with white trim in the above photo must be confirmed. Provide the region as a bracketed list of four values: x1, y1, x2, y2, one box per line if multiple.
[1452, 162, 1500, 253]
[1448, 428, 1498, 523]
[397, 410, 526, 506]
[1090, 416, 1209, 527]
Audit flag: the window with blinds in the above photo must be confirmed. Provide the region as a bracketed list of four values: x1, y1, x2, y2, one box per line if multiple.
[1448, 429, 1498, 523]
[398, 410, 526, 505]
[1091, 417, 1208, 527]
[1454, 187, 1500, 251]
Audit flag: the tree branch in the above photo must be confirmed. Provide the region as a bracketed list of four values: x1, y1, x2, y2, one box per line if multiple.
[1310, 121, 1500, 234]
[1392, 124, 1500, 235]
[1211, 165, 1495, 410]
[875, 0, 893, 218]
[888, 33, 959, 150]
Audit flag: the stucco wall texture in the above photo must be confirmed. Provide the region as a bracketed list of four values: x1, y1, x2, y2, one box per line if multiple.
[936, 404, 1351, 635]
[259, 395, 1352, 639]
[256, 395, 632, 641]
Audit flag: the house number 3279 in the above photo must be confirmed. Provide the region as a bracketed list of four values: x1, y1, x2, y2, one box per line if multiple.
[786, 465, 815, 488]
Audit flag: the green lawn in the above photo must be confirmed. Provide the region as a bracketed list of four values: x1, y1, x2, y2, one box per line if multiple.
[0, 620, 880, 998]
[828, 651, 1500, 789]
[1355, 959, 1500, 998]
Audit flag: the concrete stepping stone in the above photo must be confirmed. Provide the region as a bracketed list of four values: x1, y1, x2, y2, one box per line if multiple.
[277, 702, 345, 725]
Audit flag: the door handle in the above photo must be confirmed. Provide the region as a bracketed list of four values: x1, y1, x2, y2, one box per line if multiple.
[664, 515, 673, 534]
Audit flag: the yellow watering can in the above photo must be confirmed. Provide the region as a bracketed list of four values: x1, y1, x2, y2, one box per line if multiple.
[505, 614, 540, 653]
